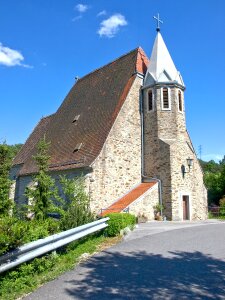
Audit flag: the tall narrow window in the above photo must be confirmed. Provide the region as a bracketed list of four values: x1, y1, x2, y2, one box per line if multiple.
[163, 88, 169, 109]
[148, 89, 153, 111]
[178, 90, 183, 112]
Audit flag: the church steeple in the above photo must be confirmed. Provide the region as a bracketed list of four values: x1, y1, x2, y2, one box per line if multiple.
[144, 31, 184, 87]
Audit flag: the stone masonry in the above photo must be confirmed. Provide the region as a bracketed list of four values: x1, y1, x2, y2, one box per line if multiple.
[87, 76, 142, 214]
[143, 84, 207, 220]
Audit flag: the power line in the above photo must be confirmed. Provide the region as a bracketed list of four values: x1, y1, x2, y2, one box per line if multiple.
[198, 145, 202, 160]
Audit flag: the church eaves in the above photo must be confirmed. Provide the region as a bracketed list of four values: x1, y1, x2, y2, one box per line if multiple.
[144, 32, 184, 87]
[14, 47, 149, 176]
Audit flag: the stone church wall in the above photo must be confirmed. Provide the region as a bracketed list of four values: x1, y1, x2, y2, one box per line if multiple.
[11, 166, 90, 206]
[88, 76, 142, 214]
[170, 134, 208, 221]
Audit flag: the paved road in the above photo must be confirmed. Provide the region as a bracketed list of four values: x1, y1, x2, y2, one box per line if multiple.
[24, 220, 225, 300]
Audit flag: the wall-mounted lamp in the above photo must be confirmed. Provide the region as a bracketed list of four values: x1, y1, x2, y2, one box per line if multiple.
[181, 157, 193, 178]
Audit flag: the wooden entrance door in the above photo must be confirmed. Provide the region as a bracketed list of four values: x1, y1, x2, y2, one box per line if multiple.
[182, 196, 190, 220]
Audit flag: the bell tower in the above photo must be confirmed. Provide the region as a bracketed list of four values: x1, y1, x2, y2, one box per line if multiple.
[142, 16, 188, 219]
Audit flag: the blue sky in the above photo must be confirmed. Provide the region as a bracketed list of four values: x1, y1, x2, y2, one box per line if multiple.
[0, 0, 225, 162]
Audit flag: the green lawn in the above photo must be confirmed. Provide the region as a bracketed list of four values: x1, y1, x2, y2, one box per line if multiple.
[0, 234, 121, 300]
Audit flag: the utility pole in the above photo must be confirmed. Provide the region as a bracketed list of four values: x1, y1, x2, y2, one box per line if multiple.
[198, 145, 202, 160]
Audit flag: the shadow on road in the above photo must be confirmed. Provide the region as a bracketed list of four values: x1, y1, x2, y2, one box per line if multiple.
[64, 250, 225, 299]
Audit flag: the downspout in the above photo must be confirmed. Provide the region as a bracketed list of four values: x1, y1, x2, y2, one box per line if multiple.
[140, 87, 144, 178]
[140, 86, 163, 217]
[142, 175, 163, 217]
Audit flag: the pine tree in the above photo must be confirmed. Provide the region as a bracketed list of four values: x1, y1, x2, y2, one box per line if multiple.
[0, 143, 13, 216]
[25, 136, 57, 220]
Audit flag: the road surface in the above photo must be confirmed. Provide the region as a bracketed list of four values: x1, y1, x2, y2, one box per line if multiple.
[24, 220, 225, 299]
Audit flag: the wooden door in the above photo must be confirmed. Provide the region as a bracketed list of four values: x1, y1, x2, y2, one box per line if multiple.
[182, 196, 189, 220]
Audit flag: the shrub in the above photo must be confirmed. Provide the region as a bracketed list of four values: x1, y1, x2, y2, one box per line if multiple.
[24, 218, 60, 243]
[0, 217, 60, 256]
[219, 197, 225, 217]
[104, 213, 136, 237]
[59, 176, 95, 231]
[0, 217, 29, 255]
[0, 143, 13, 216]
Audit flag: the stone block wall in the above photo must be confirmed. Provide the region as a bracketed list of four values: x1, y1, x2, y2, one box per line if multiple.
[170, 134, 208, 220]
[11, 167, 89, 207]
[88, 76, 142, 214]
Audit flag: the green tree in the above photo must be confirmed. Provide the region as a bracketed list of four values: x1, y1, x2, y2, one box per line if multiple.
[0, 143, 13, 216]
[199, 158, 225, 205]
[219, 155, 225, 166]
[220, 163, 225, 196]
[59, 176, 94, 230]
[8, 143, 23, 158]
[199, 159, 222, 173]
[204, 172, 223, 205]
[25, 137, 57, 220]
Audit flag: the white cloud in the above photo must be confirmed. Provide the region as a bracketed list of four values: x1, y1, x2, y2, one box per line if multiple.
[0, 43, 31, 68]
[97, 10, 107, 17]
[72, 15, 82, 22]
[98, 14, 128, 38]
[75, 4, 89, 13]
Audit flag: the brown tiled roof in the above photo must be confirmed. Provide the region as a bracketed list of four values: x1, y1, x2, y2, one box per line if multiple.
[12, 115, 54, 166]
[14, 47, 149, 176]
[101, 182, 157, 216]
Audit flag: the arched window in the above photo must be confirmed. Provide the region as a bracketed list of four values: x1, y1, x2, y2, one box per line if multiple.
[161, 87, 170, 110]
[148, 89, 153, 111]
[178, 90, 183, 112]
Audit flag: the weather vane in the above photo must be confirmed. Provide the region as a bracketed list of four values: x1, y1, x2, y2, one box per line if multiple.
[153, 13, 163, 32]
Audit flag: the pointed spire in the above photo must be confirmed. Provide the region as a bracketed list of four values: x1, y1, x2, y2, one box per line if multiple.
[144, 31, 184, 87]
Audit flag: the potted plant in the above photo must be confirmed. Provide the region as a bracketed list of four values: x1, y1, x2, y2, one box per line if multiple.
[154, 204, 165, 221]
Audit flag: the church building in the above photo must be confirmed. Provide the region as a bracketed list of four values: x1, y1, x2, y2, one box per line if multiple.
[11, 22, 208, 221]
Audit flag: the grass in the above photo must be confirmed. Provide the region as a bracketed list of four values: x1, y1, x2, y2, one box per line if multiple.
[208, 212, 225, 220]
[0, 234, 122, 300]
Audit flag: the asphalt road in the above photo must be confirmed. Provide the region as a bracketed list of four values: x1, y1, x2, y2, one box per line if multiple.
[24, 220, 225, 300]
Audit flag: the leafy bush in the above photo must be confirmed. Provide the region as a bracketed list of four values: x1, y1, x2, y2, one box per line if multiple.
[0, 252, 59, 300]
[104, 213, 136, 237]
[0, 217, 60, 256]
[59, 176, 95, 231]
[0, 217, 29, 255]
[219, 197, 225, 217]
[0, 143, 13, 216]
[24, 218, 60, 243]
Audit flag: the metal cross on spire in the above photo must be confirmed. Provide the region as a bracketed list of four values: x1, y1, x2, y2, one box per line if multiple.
[153, 13, 163, 32]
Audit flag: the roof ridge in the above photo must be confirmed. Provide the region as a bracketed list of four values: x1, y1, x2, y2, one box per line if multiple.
[77, 47, 141, 83]
[12, 113, 55, 166]
[40, 113, 55, 121]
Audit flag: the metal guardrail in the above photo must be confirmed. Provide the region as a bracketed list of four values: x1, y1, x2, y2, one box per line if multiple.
[0, 217, 109, 274]
[208, 206, 225, 217]
[99, 207, 130, 216]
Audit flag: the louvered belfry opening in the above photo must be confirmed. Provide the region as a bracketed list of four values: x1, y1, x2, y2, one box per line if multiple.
[163, 88, 169, 109]
[148, 89, 153, 111]
[178, 90, 183, 112]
